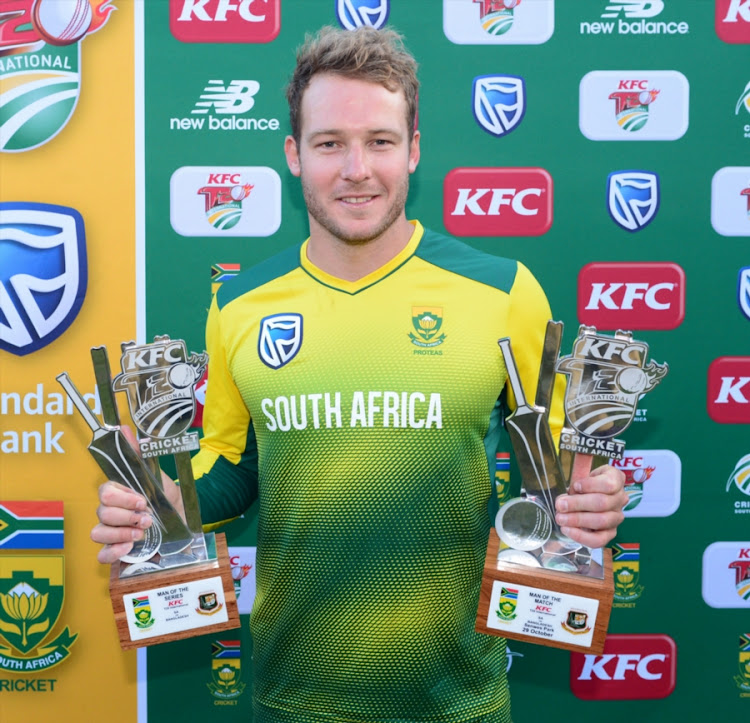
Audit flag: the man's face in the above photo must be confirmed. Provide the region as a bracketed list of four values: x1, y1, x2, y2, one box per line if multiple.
[285, 73, 420, 245]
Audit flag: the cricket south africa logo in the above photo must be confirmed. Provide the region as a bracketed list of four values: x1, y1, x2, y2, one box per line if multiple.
[336, 0, 390, 30]
[0, 0, 115, 152]
[258, 313, 303, 370]
[208, 639, 246, 702]
[473, 75, 526, 137]
[0, 553, 78, 673]
[495, 586, 518, 622]
[132, 595, 154, 629]
[737, 634, 750, 696]
[612, 543, 644, 606]
[0, 202, 87, 356]
[607, 171, 660, 232]
[409, 307, 446, 349]
[726, 454, 750, 514]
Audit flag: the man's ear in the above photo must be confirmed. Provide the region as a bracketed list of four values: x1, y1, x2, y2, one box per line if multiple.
[408, 130, 420, 174]
[285, 135, 301, 177]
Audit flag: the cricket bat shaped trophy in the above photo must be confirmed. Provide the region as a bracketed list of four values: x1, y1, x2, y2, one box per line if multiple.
[475, 322, 667, 653]
[57, 337, 239, 649]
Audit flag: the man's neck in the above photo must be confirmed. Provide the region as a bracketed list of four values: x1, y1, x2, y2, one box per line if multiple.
[305, 216, 415, 282]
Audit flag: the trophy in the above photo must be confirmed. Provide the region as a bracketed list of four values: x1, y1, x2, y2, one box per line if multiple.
[475, 322, 667, 653]
[57, 336, 240, 649]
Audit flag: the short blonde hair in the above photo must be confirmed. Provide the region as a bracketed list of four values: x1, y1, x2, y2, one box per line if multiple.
[286, 26, 419, 142]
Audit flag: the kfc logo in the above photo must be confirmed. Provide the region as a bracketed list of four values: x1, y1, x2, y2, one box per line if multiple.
[716, 0, 750, 43]
[578, 262, 684, 330]
[443, 167, 552, 236]
[708, 357, 750, 423]
[169, 0, 280, 43]
[570, 634, 676, 700]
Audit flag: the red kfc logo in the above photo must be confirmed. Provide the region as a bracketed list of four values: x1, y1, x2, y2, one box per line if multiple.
[443, 168, 553, 237]
[707, 357, 750, 423]
[577, 262, 685, 331]
[570, 634, 676, 700]
[170, 0, 280, 43]
[716, 0, 750, 43]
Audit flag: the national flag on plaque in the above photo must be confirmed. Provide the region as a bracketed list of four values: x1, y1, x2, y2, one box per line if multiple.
[0, 501, 64, 550]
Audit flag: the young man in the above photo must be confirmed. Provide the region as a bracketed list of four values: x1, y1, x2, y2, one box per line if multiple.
[94, 26, 627, 722]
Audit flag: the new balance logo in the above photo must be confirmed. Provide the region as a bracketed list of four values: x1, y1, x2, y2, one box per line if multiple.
[192, 80, 259, 115]
[602, 1, 664, 18]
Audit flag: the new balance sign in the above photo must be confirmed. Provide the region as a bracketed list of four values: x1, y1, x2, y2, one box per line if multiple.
[443, 167, 553, 237]
[708, 357, 750, 423]
[578, 262, 684, 330]
[169, 0, 281, 43]
[570, 634, 676, 700]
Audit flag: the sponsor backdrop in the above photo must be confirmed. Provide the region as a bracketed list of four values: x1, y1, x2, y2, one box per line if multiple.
[2, 0, 750, 720]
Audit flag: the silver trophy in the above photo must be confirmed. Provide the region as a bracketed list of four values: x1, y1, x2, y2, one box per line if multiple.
[495, 322, 668, 579]
[57, 336, 210, 577]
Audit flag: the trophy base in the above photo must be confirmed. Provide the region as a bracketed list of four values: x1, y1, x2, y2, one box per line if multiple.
[475, 529, 613, 654]
[109, 532, 240, 650]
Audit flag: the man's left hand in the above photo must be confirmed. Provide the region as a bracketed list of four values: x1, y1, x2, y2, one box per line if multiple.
[554, 464, 627, 548]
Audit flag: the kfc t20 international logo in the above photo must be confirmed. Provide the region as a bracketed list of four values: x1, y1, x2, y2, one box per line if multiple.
[443, 0, 554, 45]
[0, 202, 87, 356]
[716, 0, 750, 43]
[0, 0, 115, 152]
[170, 166, 281, 237]
[570, 634, 677, 700]
[169, 0, 280, 43]
[443, 167, 552, 237]
[336, 0, 389, 30]
[708, 357, 750, 423]
[607, 171, 660, 232]
[579, 71, 689, 141]
[702, 542, 750, 608]
[472, 75, 526, 137]
[577, 262, 685, 331]
[711, 167, 750, 236]
[611, 450, 681, 517]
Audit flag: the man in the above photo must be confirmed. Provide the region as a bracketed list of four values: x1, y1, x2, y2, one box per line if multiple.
[94, 26, 627, 723]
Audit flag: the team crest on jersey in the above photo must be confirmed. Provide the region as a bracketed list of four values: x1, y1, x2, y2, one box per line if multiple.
[0, 1, 115, 152]
[113, 337, 208, 439]
[336, 0, 390, 30]
[473, 75, 526, 137]
[475, 0, 521, 35]
[208, 639, 246, 701]
[0, 556, 78, 672]
[562, 609, 590, 635]
[612, 543, 644, 606]
[409, 307, 446, 348]
[737, 634, 750, 696]
[496, 586, 518, 622]
[258, 313, 303, 369]
[607, 171, 660, 232]
[0, 202, 88, 356]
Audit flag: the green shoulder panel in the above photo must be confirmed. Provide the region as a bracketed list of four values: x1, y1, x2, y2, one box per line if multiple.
[216, 243, 301, 310]
[416, 228, 518, 294]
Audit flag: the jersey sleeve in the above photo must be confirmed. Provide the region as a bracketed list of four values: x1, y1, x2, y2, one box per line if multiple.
[192, 294, 259, 530]
[504, 261, 566, 444]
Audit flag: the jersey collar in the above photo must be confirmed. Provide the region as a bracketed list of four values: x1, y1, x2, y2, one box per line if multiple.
[299, 220, 424, 295]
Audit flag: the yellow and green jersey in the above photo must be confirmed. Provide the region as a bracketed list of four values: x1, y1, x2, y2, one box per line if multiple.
[193, 221, 564, 723]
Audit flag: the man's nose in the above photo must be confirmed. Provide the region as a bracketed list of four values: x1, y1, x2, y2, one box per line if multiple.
[341, 145, 370, 183]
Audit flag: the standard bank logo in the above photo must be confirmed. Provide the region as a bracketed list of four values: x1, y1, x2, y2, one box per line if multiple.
[0, 0, 115, 153]
[258, 314, 303, 370]
[0, 202, 87, 356]
[473, 75, 526, 137]
[607, 171, 660, 232]
[170, 80, 280, 132]
[169, 0, 280, 43]
[716, 0, 750, 43]
[739, 268, 750, 320]
[443, 0, 554, 45]
[579, 71, 689, 141]
[170, 166, 281, 237]
[712, 167, 750, 236]
[336, 0, 390, 30]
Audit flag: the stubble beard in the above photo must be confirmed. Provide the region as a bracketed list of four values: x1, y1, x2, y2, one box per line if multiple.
[301, 171, 410, 247]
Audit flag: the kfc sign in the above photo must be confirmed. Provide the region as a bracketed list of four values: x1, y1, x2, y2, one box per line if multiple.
[570, 634, 676, 700]
[443, 167, 553, 237]
[716, 0, 750, 43]
[578, 262, 685, 330]
[708, 357, 750, 423]
[169, 0, 281, 43]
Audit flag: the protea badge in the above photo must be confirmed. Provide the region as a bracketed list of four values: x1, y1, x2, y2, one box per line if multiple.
[208, 640, 246, 701]
[612, 543, 644, 604]
[736, 635, 750, 693]
[409, 307, 446, 348]
[496, 586, 518, 622]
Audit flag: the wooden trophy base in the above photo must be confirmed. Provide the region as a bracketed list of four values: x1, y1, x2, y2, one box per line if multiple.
[475, 530, 613, 654]
[109, 532, 240, 650]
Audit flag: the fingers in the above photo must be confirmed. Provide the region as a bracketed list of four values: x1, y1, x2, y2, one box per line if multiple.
[568, 465, 625, 496]
[557, 525, 618, 550]
[94, 480, 152, 564]
[96, 540, 135, 565]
